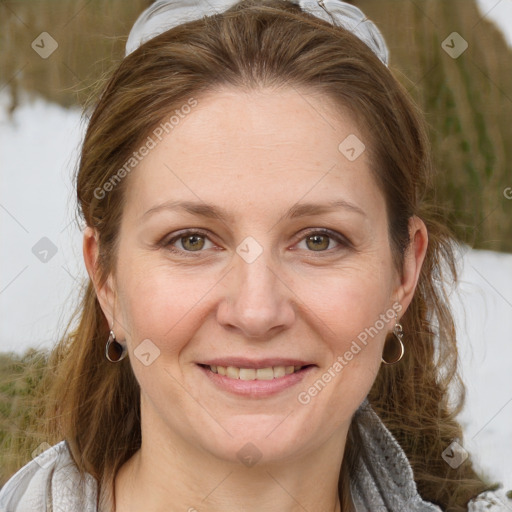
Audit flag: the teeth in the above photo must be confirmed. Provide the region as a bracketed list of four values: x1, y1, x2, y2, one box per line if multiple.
[256, 368, 274, 380]
[226, 366, 239, 379]
[273, 366, 285, 378]
[208, 364, 305, 380]
[239, 368, 256, 380]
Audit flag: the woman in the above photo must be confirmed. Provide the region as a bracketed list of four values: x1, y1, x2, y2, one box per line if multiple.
[0, 0, 508, 510]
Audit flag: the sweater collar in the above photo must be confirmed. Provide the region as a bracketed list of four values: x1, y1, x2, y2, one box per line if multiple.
[350, 398, 443, 511]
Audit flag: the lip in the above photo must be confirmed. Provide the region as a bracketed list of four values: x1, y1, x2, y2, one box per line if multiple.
[199, 358, 314, 369]
[197, 363, 316, 398]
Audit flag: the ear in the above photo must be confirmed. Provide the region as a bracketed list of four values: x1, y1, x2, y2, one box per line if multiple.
[83, 226, 118, 332]
[393, 216, 428, 315]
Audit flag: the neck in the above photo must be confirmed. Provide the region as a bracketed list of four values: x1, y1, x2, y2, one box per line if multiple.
[113, 412, 349, 512]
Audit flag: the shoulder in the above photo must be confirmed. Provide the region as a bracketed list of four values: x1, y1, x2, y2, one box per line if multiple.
[351, 400, 512, 511]
[0, 441, 98, 512]
[468, 488, 512, 511]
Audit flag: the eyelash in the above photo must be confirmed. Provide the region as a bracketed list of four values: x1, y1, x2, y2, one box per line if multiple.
[161, 228, 351, 257]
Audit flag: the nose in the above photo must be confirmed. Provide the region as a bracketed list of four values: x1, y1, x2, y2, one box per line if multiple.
[216, 247, 296, 340]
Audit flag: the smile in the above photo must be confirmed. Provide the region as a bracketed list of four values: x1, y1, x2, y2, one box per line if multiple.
[206, 364, 307, 380]
[197, 363, 316, 398]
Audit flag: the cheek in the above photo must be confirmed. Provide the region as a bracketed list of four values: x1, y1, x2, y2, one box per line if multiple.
[293, 270, 392, 417]
[295, 262, 395, 398]
[117, 258, 217, 354]
[296, 259, 395, 338]
[116, 264, 211, 404]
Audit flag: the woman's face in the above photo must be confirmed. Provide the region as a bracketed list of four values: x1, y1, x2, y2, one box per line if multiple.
[88, 87, 425, 465]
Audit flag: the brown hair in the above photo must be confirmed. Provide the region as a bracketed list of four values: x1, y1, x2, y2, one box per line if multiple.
[41, 0, 490, 509]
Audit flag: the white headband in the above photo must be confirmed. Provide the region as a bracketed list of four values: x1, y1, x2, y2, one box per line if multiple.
[125, 0, 389, 66]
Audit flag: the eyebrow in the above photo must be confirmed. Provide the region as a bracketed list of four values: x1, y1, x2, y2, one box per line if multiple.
[142, 198, 366, 223]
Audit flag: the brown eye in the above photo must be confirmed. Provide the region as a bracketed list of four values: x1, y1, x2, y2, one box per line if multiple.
[305, 234, 331, 251]
[297, 229, 348, 253]
[180, 234, 206, 251]
[164, 230, 214, 255]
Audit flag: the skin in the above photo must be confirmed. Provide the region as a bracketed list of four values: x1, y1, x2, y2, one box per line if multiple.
[83, 86, 428, 512]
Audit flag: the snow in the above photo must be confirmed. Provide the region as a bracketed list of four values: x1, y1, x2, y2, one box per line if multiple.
[1, 90, 511, 496]
[0, 91, 87, 354]
[476, 0, 512, 48]
[452, 247, 512, 494]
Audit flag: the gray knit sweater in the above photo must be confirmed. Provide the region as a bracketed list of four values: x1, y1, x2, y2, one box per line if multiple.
[0, 399, 509, 511]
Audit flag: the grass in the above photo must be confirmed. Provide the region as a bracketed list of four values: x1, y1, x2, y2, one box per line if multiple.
[359, 0, 512, 252]
[0, 349, 49, 486]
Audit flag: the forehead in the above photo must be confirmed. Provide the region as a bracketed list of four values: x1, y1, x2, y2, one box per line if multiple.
[122, 86, 384, 222]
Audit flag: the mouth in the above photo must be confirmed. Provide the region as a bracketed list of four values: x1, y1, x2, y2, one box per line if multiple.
[198, 363, 314, 380]
[196, 362, 316, 398]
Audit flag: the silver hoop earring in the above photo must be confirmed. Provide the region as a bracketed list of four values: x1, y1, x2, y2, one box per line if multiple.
[381, 313, 404, 365]
[105, 329, 127, 363]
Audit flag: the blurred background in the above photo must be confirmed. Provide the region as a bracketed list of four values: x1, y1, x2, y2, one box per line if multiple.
[0, 0, 511, 498]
